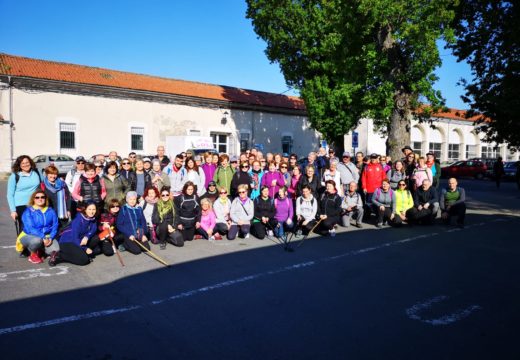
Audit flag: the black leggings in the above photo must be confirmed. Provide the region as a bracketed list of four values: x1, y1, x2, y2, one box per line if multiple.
[317, 216, 340, 235]
[15, 205, 27, 233]
[90, 233, 125, 256]
[58, 238, 101, 266]
[251, 219, 278, 239]
[156, 222, 184, 247]
[123, 235, 151, 255]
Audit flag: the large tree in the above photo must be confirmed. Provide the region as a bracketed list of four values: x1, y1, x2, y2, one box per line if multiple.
[247, 0, 456, 159]
[450, 1, 519, 149]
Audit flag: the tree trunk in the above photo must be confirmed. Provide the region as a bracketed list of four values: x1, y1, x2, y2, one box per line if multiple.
[386, 92, 411, 161]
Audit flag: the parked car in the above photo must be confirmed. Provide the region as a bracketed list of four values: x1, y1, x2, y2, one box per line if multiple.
[487, 161, 518, 180]
[441, 159, 488, 179]
[33, 154, 75, 176]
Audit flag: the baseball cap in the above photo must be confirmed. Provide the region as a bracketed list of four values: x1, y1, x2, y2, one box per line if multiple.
[370, 153, 379, 159]
[342, 152, 351, 157]
[143, 157, 151, 163]
[75, 156, 85, 162]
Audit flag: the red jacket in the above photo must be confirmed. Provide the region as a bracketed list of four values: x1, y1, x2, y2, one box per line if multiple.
[362, 163, 386, 193]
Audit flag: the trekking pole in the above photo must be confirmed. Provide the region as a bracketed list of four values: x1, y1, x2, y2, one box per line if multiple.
[130, 238, 170, 267]
[254, 217, 287, 250]
[296, 218, 324, 249]
[108, 233, 125, 267]
[14, 220, 20, 236]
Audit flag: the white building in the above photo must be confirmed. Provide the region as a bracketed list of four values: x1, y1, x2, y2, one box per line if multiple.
[0, 53, 318, 174]
[1, 53, 516, 175]
[345, 114, 518, 163]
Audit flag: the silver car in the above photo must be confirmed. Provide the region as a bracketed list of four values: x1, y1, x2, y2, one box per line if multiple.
[33, 154, 76, 176]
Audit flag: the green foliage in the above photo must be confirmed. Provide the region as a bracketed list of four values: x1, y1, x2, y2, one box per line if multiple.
[450, 1, 519, 148]
[247, 0, 457, 154]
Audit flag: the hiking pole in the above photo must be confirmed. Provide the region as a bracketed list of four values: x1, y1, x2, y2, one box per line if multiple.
[296, 218, 324, 249]
[130, 237, 170, 267]
[108, 234, 125, 267]
[14, 220, 20, 236]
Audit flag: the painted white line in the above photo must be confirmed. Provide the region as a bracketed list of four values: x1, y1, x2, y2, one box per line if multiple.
[0, 245, 16, 249]
[0, 218, 510, 336]
[0, 266, 69, 282]
[406, 295, 482, 326]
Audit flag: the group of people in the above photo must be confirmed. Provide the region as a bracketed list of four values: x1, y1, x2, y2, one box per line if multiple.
[6, 144, 467, 267]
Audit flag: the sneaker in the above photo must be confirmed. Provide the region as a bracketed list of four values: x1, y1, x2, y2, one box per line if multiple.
[118, 244, 126, 252]
[160, 243, 167, 250]
[329, 229, 336, 237]
[214, 233, 222, 240]
[245, 233, 250, 239]
[355, 222, 363, 228]
[376, 223, 383, 229]
[48, 251, 60, 267]
[28, 252, 43, 264]
[209, 236, 215, 241]
[296, 229, 303, 236]
[267, 230, 274, 237]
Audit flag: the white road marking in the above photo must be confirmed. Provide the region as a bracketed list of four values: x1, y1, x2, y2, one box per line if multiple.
[0, 218, 512, 335]
[406, 295, 482, 326]
[0, 266, 69, 282]
[0, 245, 16, 249]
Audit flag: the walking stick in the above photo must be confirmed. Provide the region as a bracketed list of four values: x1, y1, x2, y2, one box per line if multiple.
[108, 234, 125, 267]
[14, 220, 20, 236]
[130, 237, 170, 267]
[254, 217, 288, 250]
[296, 217, 324, 249]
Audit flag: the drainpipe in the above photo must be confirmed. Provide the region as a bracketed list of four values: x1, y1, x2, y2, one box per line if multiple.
[8, 76, 14, 163]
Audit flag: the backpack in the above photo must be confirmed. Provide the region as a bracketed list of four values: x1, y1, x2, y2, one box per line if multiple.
[14, 169, 42, 185]
[299, 196, 315, 207]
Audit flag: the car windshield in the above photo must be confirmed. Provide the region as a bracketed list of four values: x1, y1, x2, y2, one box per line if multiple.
[49, 155, 74, 161]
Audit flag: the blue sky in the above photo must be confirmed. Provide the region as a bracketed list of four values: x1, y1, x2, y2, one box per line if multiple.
[0, 0, 471, 109]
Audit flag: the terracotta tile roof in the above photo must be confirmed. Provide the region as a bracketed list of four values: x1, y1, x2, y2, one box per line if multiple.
[418, 106, 482, 123]
[0, 53, 305, 111]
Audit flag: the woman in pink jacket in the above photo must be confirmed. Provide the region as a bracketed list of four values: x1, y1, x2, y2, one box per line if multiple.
[260, 161, 285, 199]
[195, 198, 217, 240]
[412, 157, 433, 192]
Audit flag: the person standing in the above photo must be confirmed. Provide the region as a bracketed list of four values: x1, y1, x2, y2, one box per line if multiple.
[7, 155, 42, 232]
[337, 152, 359, 195]
[493, 157, 505, 189]
[154, 145, 170, 170]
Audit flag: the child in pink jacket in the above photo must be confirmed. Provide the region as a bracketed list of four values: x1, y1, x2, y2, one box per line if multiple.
[195, 198, 217, 240]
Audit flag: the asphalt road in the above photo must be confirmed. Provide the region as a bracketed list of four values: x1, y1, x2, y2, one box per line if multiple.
[1, 179, 519, 359]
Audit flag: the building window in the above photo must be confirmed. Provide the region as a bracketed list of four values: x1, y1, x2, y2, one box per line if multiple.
[448, 144, 460, 162]
[481, 146, 497, 159]
[60, 123, 76, 149]
[429, 142, 442, 159]
[240, 133, 250, 152]
[412, 141, 422, 155]
[282, 135, 293, 154]
[466, 145, 477, 159]
[131, 127, 144, 151]
[211, 133, 228, 153]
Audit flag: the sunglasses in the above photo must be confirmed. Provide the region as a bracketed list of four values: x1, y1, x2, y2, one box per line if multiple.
[77, 161, 85, 164]
[281, 166, 288, 169]
[399, 183, 406, 186]
[220, 191, 227, 194]
[110, 205, 120, 208]
[161, 194, 170, 197]
[241, 165, 249, 168]
[238, 191, 247, 194]
[122, 162, 130, 165]
[35, 196, 46, 200]
[95, 165, 103, 168]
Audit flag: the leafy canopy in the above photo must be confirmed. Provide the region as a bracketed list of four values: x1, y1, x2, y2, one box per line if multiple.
[247, 0, 456, 156]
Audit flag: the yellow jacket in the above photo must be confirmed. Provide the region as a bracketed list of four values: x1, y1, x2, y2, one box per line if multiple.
[395, 189, 414, 214]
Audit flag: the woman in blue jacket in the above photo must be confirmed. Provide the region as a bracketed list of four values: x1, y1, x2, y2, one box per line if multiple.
[18, 189, 60, 264]
[51, 202, 100, 266]
[116, 191, 150, 254]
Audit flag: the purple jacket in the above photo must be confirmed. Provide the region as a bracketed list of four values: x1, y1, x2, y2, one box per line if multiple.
[58, 213, 97, 249]
[261, 170, 285, 198]
[201, 163, 217, 189]
[274, 196, 294, 222]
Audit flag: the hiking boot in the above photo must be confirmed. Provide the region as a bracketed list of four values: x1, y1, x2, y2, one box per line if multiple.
[28, 252, 43, 264]
[48, 251, 60, 267]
